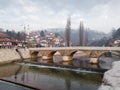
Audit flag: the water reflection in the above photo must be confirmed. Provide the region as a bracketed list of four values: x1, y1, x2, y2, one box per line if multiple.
[0, 63, 103, 90]
[35, 53, 120, 70]
[36, 55, 101, 70]
[60, 61, 72, 65]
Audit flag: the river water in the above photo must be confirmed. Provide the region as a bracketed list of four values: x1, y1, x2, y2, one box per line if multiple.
[0, 63, 103, 90]
[0, 54, 119, 90]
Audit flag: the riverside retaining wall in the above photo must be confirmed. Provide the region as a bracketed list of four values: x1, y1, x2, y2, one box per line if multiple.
[0, 48, 30, 65]
[99, 61, 120, 90]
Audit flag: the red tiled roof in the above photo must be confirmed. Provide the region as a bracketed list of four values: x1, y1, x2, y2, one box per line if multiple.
[0, 33, 8, 37]
[10, 39, 21, 43]
[0, 38, 11, 42]
[0, 38, 21, 43]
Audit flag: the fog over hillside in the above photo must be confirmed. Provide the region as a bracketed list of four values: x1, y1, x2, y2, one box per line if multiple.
[48, 28, 109, 45]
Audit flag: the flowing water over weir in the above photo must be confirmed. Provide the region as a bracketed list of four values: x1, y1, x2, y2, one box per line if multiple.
[0, 54, 119, 90]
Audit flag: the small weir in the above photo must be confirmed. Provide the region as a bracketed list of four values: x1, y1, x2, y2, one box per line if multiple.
[23, 61, 107, 74]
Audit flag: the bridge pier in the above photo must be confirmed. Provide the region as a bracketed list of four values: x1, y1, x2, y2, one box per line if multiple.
[30, 55, 38, 61]
[30, 51, 39, 61]
[42, 56, 53, 60]
[62, 61, 72, 65]
[89, 51, 99, 64]
[89, 58, 98, 64]
[62, 56, 72, 62]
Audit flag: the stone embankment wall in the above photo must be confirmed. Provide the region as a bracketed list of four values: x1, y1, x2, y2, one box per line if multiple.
[0, 48, 30, 65]
[99, 61, 120, 90]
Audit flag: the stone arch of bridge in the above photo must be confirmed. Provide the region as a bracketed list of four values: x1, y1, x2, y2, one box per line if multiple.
[80, 50, 91, 57]
[79, 50, 109, 64]
[47, 51, 57, 57]
[46, 50, 78, 57]
[30, 51, 39, 56]
[60, 50, 78, 61]
[98, 51, 111, 58]
[30, 51, 39, 61]
[98, 51, 120, 59]
[80, 50, 111, 58]
[41, 50, 57, 60]
[96, 51, 119, 63]
[70, 50, 78, 56]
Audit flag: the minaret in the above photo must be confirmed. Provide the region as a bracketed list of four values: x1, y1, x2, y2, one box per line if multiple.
[65, 16, 71, 47]
[24, 26, 26, 42]
[27, 24, 30, 35]
[79, 21, 84, 46]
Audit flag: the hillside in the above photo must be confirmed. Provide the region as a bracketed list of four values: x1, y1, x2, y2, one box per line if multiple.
[48, 28, 108, 45]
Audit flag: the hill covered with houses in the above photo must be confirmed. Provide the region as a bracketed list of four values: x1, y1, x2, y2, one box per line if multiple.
[0, 29, 64, 48]
[0, 27, 119, 48]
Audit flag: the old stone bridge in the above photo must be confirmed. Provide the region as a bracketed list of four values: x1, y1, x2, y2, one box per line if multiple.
[29, 47, 120, 64]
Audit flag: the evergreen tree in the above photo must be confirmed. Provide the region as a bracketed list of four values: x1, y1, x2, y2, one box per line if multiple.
[40, 31, 45, 37]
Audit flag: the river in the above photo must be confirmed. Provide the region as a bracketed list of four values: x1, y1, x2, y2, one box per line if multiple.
[0, 54, 119, 90]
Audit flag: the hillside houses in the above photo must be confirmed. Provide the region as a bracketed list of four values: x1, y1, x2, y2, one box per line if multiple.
[0, 32, 22, 48]
[0, 30, 64, 48]
[26, 31, 64, 47]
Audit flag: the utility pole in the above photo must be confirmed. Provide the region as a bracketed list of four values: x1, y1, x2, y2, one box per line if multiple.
[65, 16, 71, 47]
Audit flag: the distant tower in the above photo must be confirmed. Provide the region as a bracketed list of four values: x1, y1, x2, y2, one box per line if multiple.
[27, 24, 30, 35]
[65, 16, 71, 46]
[23, 26, 26, 42]
[79, 21, 84, 46]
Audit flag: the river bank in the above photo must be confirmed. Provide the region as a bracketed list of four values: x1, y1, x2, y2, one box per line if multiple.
[99, 61, 120, 90]
[0, 48, 30, 65]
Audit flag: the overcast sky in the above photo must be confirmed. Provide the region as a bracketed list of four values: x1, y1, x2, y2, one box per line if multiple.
[0, 0, 120, 33]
